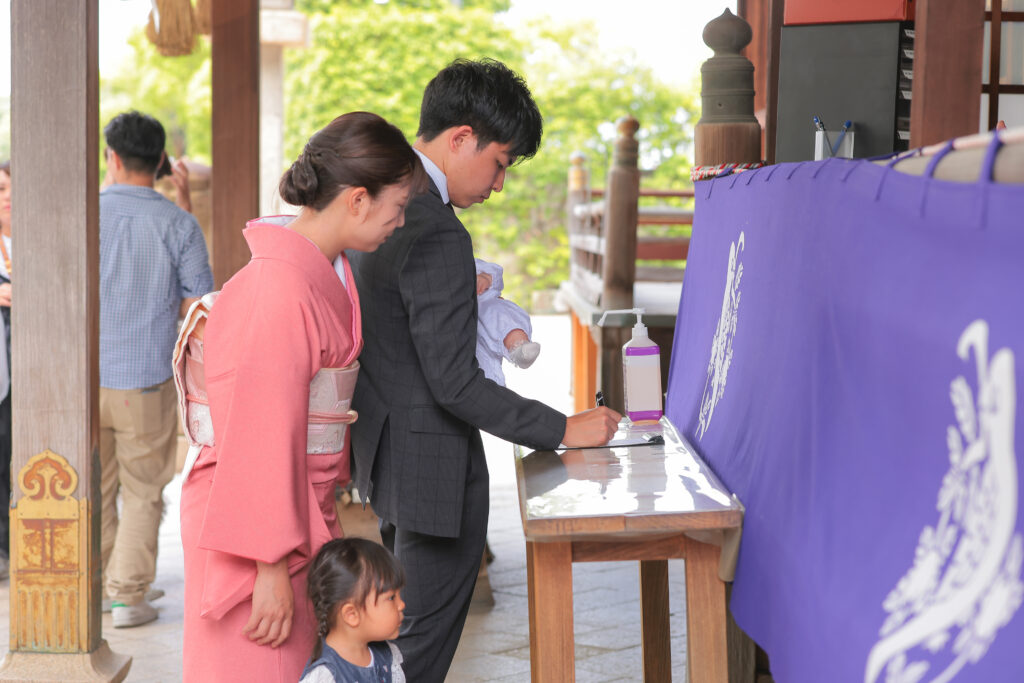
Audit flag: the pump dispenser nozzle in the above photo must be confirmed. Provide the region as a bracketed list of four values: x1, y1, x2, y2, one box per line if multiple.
[597, 307, 646, 328]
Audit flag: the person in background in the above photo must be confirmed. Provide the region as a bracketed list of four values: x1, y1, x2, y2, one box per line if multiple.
[300, 538, 407, 683]
[99, 111, 213, 628]
[347, 59, 620, 682]
[0, 161, 12, 581]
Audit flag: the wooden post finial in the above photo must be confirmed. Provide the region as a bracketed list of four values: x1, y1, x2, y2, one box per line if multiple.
[616, 115, 640, 138]
[694, 9, 762, 166]
[613, 116, 640, 170]
[568, 151, 589, 192]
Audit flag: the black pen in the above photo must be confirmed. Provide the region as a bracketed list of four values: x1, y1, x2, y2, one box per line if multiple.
[595, 391, 605, 407]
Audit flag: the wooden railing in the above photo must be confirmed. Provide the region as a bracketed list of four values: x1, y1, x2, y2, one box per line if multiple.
[566, 118, 694, 310]
[562, 116, 694, 414]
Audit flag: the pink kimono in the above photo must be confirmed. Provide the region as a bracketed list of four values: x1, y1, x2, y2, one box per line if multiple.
[180, 218, 362, 682]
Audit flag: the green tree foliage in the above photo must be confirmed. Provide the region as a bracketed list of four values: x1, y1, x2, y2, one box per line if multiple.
[287, 4, 697, 306]
[100, 32, 212, 164]
[101, 3, 698, 306]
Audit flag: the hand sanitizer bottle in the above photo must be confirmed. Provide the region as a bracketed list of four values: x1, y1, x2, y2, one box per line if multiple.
[622, 310, 662, 424]
[597, 308, 664, 424]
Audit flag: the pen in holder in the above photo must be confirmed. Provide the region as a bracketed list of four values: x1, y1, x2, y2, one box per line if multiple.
[814, 119, 854, 160]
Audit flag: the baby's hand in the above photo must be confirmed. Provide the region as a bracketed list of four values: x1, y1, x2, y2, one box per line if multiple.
[476, 273, 492, 295]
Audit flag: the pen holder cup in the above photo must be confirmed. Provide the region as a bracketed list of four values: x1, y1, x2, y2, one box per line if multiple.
[814, 129, 855, 160]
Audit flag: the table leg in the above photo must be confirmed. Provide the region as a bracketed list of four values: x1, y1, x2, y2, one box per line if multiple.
[684, 537, 729, 683]
[640, 559, 671, 682]
[526, 540, 574, 683]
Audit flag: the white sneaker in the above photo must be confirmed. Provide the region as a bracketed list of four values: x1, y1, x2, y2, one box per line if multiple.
[103, 588, 164, 614]
[509, 341, 541, 369]
[111, 599, 158, 628]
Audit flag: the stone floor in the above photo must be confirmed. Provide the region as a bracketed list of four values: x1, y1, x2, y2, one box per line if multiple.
[0, 315, 692, 681]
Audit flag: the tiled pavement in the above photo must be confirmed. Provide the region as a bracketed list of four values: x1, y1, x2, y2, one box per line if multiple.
[0, 315, 691, 681]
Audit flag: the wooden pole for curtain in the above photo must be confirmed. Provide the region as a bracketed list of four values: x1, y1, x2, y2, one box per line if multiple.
[886, 127, 1024, 182]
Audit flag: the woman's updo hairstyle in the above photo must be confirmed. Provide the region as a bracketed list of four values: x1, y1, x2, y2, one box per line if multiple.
[279, 111, 427, 211]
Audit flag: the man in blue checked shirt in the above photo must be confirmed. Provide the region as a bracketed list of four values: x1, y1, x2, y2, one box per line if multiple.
[99, 111, 213, 628]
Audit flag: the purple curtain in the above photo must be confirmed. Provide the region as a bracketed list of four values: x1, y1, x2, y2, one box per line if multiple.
[665, 139, 1024, 682]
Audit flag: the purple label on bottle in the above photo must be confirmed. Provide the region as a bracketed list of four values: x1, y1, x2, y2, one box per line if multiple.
[625, 346, 660, 356]
[628, 410, 663, 422]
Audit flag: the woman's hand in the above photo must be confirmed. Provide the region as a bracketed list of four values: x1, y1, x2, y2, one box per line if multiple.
[0, 282, 11, 307]
[243, 558, 293, 648]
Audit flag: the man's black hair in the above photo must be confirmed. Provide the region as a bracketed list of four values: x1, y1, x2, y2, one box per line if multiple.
[417, 59, 543, 162]
[103, 111, 166, 175]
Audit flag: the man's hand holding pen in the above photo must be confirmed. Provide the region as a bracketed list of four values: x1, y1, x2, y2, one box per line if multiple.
[561, 391, 620, 447]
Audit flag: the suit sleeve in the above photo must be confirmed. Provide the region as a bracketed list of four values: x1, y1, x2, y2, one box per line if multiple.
[399, 208, 566, 450]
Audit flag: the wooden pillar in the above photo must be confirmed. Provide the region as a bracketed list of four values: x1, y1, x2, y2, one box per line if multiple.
[259, 3, 309, 216]
[599, 326, 629, 415]
[570, 313, 598, 415]
[763, 0, 785, 165]
[600, 116, 640, 312]
[909, 0, 986, 147]
[2, 1, 130, 680]
[212, 0, 260, 288]
[737, 0, 771, 157]
[695, 9, 763, 166]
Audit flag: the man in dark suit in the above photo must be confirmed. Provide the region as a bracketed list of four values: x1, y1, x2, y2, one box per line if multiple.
[348, 59, 620, 682]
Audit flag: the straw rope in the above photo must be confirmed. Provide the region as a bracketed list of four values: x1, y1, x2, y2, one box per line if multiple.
[194, 0, 211, 35]
[145, 0, 197, 57]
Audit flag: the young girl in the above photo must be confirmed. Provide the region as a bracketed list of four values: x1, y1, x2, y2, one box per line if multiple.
[300, 538, 408, 683]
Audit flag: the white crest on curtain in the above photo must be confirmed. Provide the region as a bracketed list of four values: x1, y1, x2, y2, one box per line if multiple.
[697, 231, 744, 440]
[864, 319, 1023, 683]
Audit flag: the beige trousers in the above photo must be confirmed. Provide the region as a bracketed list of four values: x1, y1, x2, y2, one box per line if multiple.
[99, 379, 177, 605]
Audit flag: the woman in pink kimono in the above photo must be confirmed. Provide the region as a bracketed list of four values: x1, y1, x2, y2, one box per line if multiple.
[177, 112, 426, 682]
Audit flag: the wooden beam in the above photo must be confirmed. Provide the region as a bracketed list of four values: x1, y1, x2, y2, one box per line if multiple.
[986, 2, 1002, 130]
[637, 237, 689, 262]
[212, 0, 260, 288]
[764, 0, 785, 164]
[910, 0, 986, 147]
[5, 0, 130, 677]
[738, 0, 771, 157]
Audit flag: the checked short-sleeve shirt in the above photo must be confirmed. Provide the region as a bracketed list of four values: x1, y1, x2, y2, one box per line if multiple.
[99, 184, 213, 390]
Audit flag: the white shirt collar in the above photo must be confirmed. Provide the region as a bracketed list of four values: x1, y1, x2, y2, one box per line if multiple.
[413, 148, 450, 205]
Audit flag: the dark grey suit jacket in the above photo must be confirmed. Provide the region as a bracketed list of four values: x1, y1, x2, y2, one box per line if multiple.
[348, 180, 566, 538]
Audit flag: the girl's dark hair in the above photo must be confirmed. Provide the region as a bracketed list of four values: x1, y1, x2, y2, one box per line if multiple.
[280, 111, 427, 211]
[306, 537, 406, 661]
[417, 58, 543, 163]
[0, 160, 9, 176]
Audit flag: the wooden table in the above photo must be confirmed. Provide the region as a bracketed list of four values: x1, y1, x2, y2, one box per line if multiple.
[516, 418, 743, 682]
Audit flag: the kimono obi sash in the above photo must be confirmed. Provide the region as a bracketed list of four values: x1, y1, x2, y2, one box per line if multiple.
[172, 293, 359, 480]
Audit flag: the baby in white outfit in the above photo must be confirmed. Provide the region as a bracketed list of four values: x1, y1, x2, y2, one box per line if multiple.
[474, 258, 540, 386]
